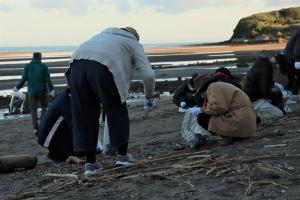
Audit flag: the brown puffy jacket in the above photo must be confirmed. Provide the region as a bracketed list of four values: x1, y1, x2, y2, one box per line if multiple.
[204, 82, 256, 138]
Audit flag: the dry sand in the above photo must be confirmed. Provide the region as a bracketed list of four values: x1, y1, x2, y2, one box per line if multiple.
[145, 43, 286, 54]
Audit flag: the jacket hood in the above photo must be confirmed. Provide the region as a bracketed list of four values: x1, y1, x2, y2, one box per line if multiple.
[102, 27, 138, 41]
[31, 59, 42, 64]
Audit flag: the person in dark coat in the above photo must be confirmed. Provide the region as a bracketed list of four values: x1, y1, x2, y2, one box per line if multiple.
[37, 89, 76, 161]
[13, 52, 54, 134]
[173, 68, 240, 111]
[173, 73, 204, 110]
[285, 27, 300, 96]
[243, 55, 287, 103]
[242, 54, 288, 119]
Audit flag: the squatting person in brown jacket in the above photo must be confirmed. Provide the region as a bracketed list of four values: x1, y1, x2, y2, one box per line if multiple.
[186, 75, 257, 146]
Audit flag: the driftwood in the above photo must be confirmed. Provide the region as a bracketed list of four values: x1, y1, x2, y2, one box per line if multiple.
[44, 173, 79, 180]
[1, 191, 37, 200]
[83, 150, 210, 178]
[264, 144, 287, 148]
[0, 155, 37, 173]
[66, 156, 84, 164]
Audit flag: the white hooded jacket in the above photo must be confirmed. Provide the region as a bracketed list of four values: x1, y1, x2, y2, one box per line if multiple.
[70, 27, 155, 103]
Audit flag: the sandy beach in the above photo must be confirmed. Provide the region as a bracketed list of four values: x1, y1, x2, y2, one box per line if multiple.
[1, 42, 299, 200]
[145, 42, 286, 55]
[0, 96, 300, 199]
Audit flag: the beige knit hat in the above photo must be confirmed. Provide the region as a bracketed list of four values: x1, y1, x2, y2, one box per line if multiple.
[123, 27, 139, 41]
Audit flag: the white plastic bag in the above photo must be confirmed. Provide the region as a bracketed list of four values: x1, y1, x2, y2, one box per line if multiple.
[181, 112, 212, 148]
[253, 99, 284, 119]
[97, 118, 116, 155]
[102, 119, 110, 154]
[9, 91, 26, 114]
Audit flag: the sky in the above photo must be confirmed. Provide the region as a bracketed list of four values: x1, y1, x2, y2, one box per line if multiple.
[0, 0, 299, 47]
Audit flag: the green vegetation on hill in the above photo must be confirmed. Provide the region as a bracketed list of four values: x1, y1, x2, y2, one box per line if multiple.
[230, 6, 300, 41]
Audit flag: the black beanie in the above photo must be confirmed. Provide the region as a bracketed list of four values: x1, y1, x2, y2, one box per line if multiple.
[33, 52, 42, 60]
[215, 67, 234, 79]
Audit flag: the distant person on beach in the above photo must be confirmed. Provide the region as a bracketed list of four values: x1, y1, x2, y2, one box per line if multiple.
[67, 27, 155, 175]
[181, 74, 256, 148]
[285, 27, 300, 99]
[242, 53, 289, 119]
[13, 52, 54, 134]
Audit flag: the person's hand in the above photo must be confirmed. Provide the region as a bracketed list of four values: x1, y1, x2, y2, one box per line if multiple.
[50, 90, 55, 98]
[180, 101, 187, 109]
[295, 62, 300, 69]
[144, 97, 155, 111]
[187, 107, 202, 116]
[13, 87, 18, 92]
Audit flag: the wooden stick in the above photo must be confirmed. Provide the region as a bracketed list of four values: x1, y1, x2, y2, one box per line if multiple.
[264, 144, 287, 148]
[244, 178, 254, 196]
[86, 150, 210, 176]
[254, 180, 288, 189]
[44, 173, 79, 180]
[83, 154, 300, 182]
[1, 191, 37, 200]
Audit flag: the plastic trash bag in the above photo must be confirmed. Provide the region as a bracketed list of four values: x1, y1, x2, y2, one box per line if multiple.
[9, 91, 26, 115]
[253, 99, 284, 119]
[97, 116, 116, 155]
[181, 112, 212, 148]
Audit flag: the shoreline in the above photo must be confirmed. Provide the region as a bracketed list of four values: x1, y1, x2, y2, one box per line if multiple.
[0, 42, 286, 59]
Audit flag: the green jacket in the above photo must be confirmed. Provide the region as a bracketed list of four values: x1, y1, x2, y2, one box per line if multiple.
[16, 59, 54, 94]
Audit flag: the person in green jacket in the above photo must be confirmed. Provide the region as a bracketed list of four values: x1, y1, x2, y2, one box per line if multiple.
[13, 52, 54, 134]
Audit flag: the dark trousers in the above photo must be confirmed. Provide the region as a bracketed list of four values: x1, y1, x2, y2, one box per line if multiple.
[197, 113, 211, 130]
[28, 92, 48, 129]
[70, 60, 129, 153]
[286, 63, 300, 94]
[270, 91, 283, 107]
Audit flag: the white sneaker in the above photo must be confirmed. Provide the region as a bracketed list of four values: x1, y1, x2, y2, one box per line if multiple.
[115, 153, 135, 167]
[84, 163, 103, 176]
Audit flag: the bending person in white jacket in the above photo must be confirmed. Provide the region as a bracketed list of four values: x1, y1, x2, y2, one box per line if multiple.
[68, 27, 155, 175]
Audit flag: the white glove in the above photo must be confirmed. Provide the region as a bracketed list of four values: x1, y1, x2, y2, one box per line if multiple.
[295, 62, 300, 69]
[187, 107, 203, 116]
[282, 91, 289, 99]
[144, 98, 155, 111]
[13, 87, 18, 92]
[180, 101, 187, 108]
[50, 90, 55, 97]
[274, 82, 284, 92]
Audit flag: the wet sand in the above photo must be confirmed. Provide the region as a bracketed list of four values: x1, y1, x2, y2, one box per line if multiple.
[0, 97, 300, 199]
[2, 42, 300, 200]
[0, 42, 286, 58]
